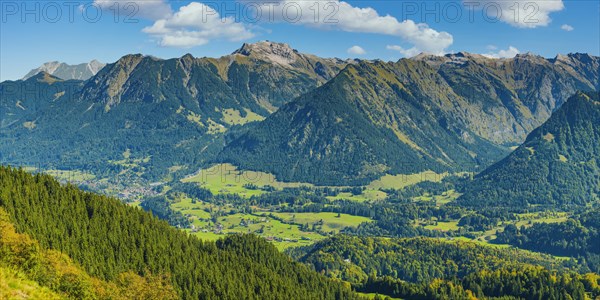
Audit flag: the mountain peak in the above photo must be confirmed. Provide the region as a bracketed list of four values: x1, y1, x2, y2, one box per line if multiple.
[411, 52, 441, 60]
[112, 54, 152, 72]
[181, 53, 195, 60]
[233, 41, 295, 55]
[116, 54, 145, 63]
[514, 52, 544, 61]
[22, 60, 105, 81]
[232, 41, 299, 66]
[411, 51, 489, 67]
[28, 71, 63, 84]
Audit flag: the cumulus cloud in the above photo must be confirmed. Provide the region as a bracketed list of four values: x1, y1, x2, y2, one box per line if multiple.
[561, 24, 574, 31]
[249, 0, 453, 55]
[97, 0, 453, 52]
[347, 46, 366, 55]
[483, 46, 520, 58]
[143, 2, 255, 48]
[466, 0, 564, 28]
[386, 45, 421, 58]
[94, 0, 172, 20]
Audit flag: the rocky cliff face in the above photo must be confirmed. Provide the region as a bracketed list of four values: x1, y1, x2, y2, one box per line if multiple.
[414, 52, 599, 144]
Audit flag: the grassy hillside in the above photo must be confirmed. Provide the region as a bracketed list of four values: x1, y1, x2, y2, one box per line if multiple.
[0, 267, 64, 300]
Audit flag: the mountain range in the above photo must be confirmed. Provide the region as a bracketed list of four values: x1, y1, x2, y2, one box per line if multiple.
[22, 60, 106, 81]
[1, 42, 598, 186]
[218, 52, 599, 184]
[0, 42, 351, 179]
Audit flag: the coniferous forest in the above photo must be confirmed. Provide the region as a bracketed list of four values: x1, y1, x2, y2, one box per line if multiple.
[0, 167, 359, 299]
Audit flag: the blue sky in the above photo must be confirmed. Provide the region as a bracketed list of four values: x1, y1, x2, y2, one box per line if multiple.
[1, 0, 599, 80]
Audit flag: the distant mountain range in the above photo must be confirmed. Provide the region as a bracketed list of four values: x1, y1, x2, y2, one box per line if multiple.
[457, 91, 600, 209]
[218, 52, 599, 184]
[0, 42, 352, 180]
[0, 42, 598, 185]
[22, 60, 106, 81]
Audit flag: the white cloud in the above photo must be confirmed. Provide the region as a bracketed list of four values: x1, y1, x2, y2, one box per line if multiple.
[486, 45, 498, 50]
[561, 24, 574, 31]
[466, 0, 564, 28]
[143, 2, 254, 48]
[483, 46, 520, 58]
[347, 46, 366, 55]
[386, 45, 421, 58]
[249, 0, 453, 55]
[98, 0, 453, 52]
[94, 0, 172, 20]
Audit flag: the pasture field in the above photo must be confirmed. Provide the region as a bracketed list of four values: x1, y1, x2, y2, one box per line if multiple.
[413, 190, 461, 206]
[367, 171, 448, 190]
[221, 108, 265, 125]
[474, 212, 569, 242]
[182, 163, 312, 197]
[513, 212, 569, 228]
[270, 212, 372, 233]
[451, 236, 511, 249]
[182, 164, 454, 201]
[449, 237, 573, 261]
[171, 197, 214, 219]
[191, 213, 326, 250]
[169, 197, 328, 250]
[423, 220, 460, 232]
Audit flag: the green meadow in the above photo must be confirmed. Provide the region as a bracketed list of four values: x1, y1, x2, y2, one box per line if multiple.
[270, 212, 372, 233]
[169, 197, 329, 250]
[413, 189, 461, 206]
[182, 163, 312, 197]
[423, 220, 460, 232]
[182, 164, 455, 202]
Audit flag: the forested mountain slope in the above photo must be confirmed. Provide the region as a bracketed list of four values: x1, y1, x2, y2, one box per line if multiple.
[457, 91, 600, 209]
[0, 72, 83, 130]
[494, 209, 600, 272]
[0, 166, 360, 299]
[219, 54, 599, 185]
[290, 235, 600, 300]
[0, 206, 178, 299]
